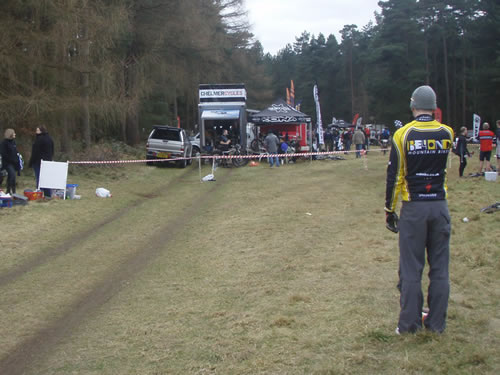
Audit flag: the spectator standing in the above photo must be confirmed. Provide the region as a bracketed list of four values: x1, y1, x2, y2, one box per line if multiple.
[477, 122, 495, 174]
[364, 126, 370, 152]
[353, 127, 365, 158]
[380, 127, 391, 155]
[0, 128, 21, 195]
[324, 128, 332, 151]
[264, 130, 280, 167]
[381, 127, 390, 141]
[456, 126, 471, 177]
[343, 130, 352, 154]
[496, 120, 500, 174]
[385, 85, 454, 334]
[28, 125, 55, 197]
[332, 128, 339, 151]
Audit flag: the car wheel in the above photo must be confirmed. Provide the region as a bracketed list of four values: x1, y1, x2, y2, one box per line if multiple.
[188, 149, 194, 165]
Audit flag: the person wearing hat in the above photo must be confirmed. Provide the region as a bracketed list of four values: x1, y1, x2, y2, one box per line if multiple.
[385, 85, 454, 334]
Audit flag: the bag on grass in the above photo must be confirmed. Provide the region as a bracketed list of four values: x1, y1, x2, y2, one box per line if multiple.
[96, 187, 112, 198]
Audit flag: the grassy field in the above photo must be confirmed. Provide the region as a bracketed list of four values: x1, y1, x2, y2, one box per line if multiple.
[0, 148, 499, 374]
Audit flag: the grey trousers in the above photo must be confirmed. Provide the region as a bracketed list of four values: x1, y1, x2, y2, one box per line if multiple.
[397, 200, 451, 333]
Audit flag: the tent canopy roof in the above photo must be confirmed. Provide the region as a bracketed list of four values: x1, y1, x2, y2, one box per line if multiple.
[249, 98, 311, 125]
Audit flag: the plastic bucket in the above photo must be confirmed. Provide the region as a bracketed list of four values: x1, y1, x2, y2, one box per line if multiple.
[66, 184, 79, 199]
[485, 172, 497, 182]
[24, 191, 43, 201]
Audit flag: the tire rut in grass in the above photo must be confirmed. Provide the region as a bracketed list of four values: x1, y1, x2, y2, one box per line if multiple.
[0, 168, 231, 375]
[0, 168, 195, 288]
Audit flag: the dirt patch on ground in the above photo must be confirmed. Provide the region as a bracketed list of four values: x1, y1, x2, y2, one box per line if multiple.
[133, 192, 161, 199]
[0, 169, 192, 288]
[0, 169, 230, 375]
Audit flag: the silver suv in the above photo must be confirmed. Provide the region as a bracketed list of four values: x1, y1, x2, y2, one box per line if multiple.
[146, 125, 193, 168]
[188, 133, 201, 154]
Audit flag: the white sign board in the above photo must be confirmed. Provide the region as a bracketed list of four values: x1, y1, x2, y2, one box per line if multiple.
[39, 160, 68, 197]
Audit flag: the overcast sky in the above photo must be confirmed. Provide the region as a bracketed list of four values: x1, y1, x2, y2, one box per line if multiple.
[245, 0, 382, 55]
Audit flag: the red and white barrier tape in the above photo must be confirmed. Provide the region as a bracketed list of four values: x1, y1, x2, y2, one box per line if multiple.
[67, 148, 386, 165]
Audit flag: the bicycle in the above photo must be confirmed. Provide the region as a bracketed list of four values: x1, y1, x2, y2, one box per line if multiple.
[212, 144, 249, 168]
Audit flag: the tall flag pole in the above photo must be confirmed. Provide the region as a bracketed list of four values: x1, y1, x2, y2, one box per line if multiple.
[290, 80, 295, 108]
[313, 84, 324, 145]
[286, 88, 291, 106]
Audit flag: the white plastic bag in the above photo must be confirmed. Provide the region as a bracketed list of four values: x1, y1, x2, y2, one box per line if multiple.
[95, 187, 112, 198]
[202, 174, 215, 182]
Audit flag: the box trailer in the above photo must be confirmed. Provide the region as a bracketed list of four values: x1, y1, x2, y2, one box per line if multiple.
[198, 84, 247, 151]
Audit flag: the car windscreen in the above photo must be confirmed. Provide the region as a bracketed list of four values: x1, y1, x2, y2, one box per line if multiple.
[151, 128, 180, 141]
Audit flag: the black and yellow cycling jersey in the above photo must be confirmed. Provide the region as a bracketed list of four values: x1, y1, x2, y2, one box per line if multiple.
[385, 114, 454, 213]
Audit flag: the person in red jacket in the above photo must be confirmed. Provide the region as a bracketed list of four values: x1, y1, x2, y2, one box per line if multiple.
[496, 120, 500, 174]
[478, 122, 495, 173]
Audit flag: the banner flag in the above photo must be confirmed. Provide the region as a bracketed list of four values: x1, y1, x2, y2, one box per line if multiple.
[473, 114, 481, 140]
[313, 84, 324, 145]
[352, 113, 359, 125]
[290, 80, 295, 107]
[286, 88, 291, 106]
[356, 116, 363, 127]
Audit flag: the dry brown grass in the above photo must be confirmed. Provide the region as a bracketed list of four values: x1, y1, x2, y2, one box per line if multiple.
[0, 148, 499, 374]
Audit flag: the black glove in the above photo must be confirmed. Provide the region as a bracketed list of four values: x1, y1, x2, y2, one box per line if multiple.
[386, 212, 399, 233]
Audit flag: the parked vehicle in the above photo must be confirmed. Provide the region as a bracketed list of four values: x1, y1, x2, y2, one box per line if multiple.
[188, 132, 201, 155]
[146, 125, 192, 168]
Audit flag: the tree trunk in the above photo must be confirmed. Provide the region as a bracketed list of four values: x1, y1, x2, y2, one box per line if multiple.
[126, 109, 140, 145]
[349, 45, 354, 119]
[81, 23, 91, 149]
[442, 34, 451, 123]
[121, 109, 127, 143]
[173, 86, 178, 126]
[425, 39, 430, 85]
[472, 56, 477, 112]
[60, 111, 72, 154]
[462, 48, 466, 126]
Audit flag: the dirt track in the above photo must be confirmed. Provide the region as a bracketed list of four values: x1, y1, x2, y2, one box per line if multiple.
[0, 168, 230, 375]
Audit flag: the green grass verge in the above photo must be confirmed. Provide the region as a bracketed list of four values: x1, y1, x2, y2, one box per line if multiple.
[0, 150, 498, 374]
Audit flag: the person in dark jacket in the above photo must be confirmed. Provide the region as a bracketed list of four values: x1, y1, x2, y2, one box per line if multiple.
[456, 126, 471, 177]
[1, 128, 21, 195]
[264, 130, 280, 167]
[28, 125, 54, 197]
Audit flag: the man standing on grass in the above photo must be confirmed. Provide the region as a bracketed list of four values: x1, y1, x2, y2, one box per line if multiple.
[353, 127, 365, 158]
[264, 130, 280, 168]
[496, 120, 500, 174]
[385, 85, 454, 334]
[477, 122, 495, 174]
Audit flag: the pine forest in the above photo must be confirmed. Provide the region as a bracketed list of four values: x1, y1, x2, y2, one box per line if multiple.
[1, 0, 499, 152]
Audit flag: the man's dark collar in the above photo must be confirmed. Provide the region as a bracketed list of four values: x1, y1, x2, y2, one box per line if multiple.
[415, 114, 434, 122]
